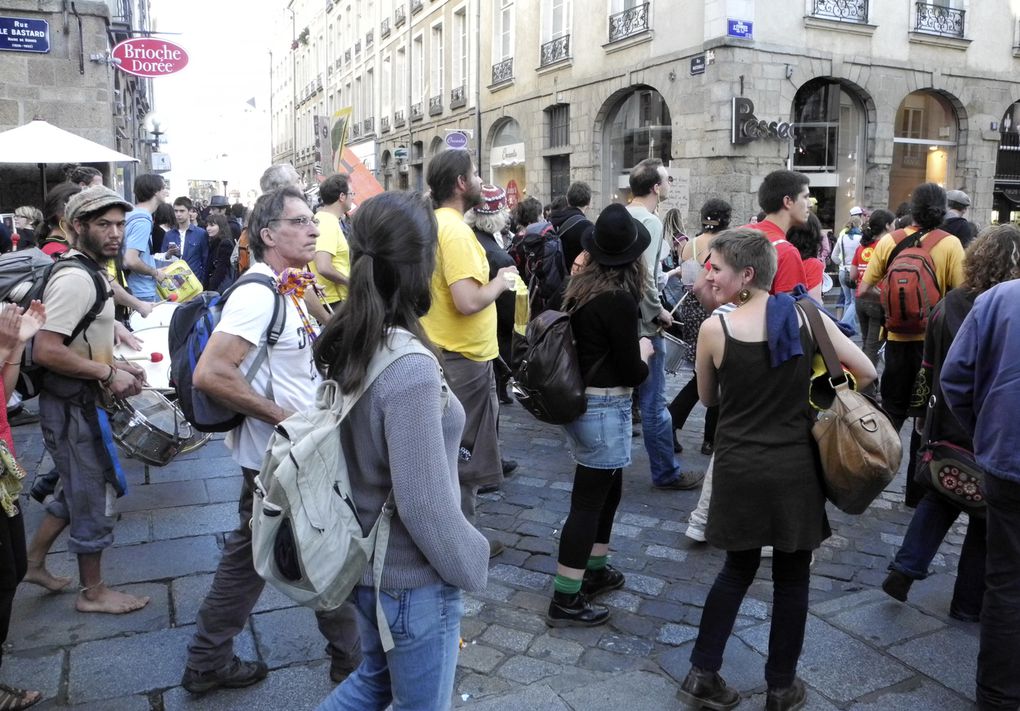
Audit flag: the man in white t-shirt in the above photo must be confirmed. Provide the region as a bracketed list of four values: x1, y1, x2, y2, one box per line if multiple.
[180, 186, 360, 695]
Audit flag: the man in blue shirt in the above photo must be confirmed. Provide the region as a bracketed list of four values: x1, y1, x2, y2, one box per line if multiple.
[123, 173, 169, 302]
[164, 196, 209, 282]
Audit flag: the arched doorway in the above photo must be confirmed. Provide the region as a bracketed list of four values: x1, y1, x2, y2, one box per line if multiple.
[994, 101, 1020, 224]
[790, 79, 868, 229]
[889, 91, 959, 209]
[489, 118, 526, 203]
[381, 149, 392, 191]
[600, 87, 672, 204]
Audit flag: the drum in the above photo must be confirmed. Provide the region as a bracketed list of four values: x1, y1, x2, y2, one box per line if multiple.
[108, 389, 194, 467]
[115, 326, 172, 390]
[662, 332, 689, 375]
[130, 302, 178, 330]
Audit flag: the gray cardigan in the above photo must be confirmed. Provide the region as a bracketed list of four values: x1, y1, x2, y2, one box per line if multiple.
[339, 351, 489, 592]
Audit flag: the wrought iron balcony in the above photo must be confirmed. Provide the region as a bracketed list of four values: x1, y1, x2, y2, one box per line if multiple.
[429, 94, 443, 116]
[810, 0, 868, 22]
[381, 116, 390, 132]
[366, 30, 373, 49]
[450, 85, 466, 109]
[540, 35, 570, 67]
[608, 2, 649, 43]
[394, 110, 406, 127]
[363, 117, 374, 134]
[316, 78, 323, 92]
[351, 123, 361, 138]
[345, 49, 351, 63]
[914, 2, 964, 37]
[410, 102, 424, 121]
[355, 40, 362, 54]
[395, 5, 406, 26]
[381, 18, 391, 38]
[411, 0, 423, 14]
[491, 57, 513, 85]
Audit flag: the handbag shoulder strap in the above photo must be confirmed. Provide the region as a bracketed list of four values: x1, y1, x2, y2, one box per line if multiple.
[797, 300, 846, 384]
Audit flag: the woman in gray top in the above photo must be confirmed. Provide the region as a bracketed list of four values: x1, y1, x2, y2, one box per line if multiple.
[313, 191, 489, 711]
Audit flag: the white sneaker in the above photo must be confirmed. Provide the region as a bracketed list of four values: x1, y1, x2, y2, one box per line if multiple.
[761, 546, 773, 558]
[685, 525, 706, 543]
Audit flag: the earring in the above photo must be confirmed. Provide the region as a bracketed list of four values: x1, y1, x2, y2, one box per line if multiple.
[738, 288, 752, 304]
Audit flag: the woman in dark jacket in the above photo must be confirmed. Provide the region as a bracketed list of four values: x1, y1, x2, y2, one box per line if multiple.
[204, 214, 236, 291]
[883, 224, 1020, 621]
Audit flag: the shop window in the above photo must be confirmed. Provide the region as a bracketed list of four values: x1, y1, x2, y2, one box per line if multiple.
[549, 155, 570, 200]
[889, 91, 958, 209]
[600, 88, 672, 204]
[489, 118, 526, 204]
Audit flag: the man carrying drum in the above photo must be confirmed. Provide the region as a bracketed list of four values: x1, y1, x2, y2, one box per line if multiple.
[23, 185, 150, 614]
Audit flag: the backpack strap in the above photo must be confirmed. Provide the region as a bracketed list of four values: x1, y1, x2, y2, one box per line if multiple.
[220, 273, 287, 391]
[558, 214, 586, 237]
[49, 254, 111, 346]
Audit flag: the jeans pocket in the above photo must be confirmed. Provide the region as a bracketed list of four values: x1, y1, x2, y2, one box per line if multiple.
[378, 588, 412, 640]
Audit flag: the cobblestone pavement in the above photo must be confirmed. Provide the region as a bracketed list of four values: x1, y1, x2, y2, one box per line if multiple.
[8, 365, 977, 710]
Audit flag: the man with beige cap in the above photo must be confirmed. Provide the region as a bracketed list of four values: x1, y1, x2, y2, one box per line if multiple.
[23, 185, 150, 614]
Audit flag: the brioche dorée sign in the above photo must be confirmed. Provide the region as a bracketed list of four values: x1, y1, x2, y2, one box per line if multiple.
[111, 38, 188, 77]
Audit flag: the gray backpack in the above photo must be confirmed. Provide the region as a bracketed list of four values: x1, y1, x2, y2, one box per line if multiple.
[250, 329, 447, 652]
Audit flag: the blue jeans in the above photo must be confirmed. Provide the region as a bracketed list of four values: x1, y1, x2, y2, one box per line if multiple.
[891, 491, 986, 617]
[562, 393, 633, 469]
[637, 335, 682, 485]
[316, 583, 464, 711]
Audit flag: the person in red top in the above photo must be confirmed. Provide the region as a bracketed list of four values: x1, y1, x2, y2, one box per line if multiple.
[852, 208, 895, 368]
[0, 300, 46, 710]
[742, 170, 811, 295]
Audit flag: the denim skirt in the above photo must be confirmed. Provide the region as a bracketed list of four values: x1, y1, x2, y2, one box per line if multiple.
[561, 393, 633, 469]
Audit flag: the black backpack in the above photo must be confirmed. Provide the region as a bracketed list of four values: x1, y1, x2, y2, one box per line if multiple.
[507, 221, 567, 314]
[510, 309, 604, 425]
[168, 273, 286, 432]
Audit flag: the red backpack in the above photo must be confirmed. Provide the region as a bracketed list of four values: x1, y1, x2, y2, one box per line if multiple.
[880, 228, 949, 336]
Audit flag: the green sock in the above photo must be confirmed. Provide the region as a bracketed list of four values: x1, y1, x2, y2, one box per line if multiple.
[554, 574, 582, 595]
[587, 555, 609, 571]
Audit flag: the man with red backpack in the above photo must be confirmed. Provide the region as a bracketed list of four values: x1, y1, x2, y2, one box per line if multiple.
[859, 183, 964, 504]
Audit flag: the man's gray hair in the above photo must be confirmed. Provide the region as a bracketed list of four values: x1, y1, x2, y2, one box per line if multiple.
[463, 208, 508, 236]
[260, 163, 300, 192]
[248, 186, 306, 261]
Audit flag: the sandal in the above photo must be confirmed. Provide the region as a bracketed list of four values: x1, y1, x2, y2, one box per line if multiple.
[0, 684, 41, 710]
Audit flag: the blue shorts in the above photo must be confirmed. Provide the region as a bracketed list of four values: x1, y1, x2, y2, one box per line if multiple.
[561, 393, 633, 469]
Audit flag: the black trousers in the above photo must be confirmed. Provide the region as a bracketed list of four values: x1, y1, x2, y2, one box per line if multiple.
[0, 512, 27, 670]
[668, 373, 718, 444]
[556, 465, 622, 570]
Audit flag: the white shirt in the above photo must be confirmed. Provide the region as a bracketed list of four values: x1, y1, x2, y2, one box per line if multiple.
[833, 231, 861, 270]
[217, 262, 321, 470]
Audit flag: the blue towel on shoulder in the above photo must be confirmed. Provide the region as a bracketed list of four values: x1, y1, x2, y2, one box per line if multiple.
[788, 284, 857, 338]
[766, 293, 803, 368]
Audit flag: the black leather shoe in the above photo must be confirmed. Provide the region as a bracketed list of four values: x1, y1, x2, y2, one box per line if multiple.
[581, 564, 625, 599]
[676, 666, 740, 710]
[329, 654, 359, 683]
[701, 441, 714, 456]
[948, 604, 980, 623]
[765, 677, 806, 711]
[881, 570, 913, 602]
[502, 459, 519, 477]
[181, 656, 268, 694]
[545, 591, 609, 628]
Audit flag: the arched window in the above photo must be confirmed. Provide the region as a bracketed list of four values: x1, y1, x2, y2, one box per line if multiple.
[601, 88, 672, 204]
[489, 118, 526, 206]
[889, 91, 958, 209]
[791, 79, 866, 229]
[994, 101, 1020, 223]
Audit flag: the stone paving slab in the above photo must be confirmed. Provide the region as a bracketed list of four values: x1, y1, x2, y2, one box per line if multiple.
[848, 677, 973, 711]
[249, 606, 331, 669]
[150, 502, 238, 540]
[887, 627, 980, 699]
[162, 661, 335, 711]
[828, 599, 946, 647]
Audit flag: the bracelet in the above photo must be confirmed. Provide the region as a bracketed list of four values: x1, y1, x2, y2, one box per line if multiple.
[100, 364, 116, 386]
[3, 361, 18, 366]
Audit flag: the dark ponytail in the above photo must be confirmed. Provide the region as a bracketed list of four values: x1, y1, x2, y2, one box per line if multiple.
[861, 208, 894, 247]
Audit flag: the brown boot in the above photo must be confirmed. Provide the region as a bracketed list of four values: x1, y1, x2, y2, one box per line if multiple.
[676, 666, 740, 710]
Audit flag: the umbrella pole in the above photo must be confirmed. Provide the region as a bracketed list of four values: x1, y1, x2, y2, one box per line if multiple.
[39, 163, 47, 201]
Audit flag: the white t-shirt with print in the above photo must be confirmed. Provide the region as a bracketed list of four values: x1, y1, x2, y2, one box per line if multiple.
[217, 262, 321, 470]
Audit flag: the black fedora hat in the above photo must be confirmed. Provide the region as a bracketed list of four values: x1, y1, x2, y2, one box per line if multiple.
[581, 203, 651, 266]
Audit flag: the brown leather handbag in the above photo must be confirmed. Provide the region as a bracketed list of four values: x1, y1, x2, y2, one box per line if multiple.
[799, 301, 902, 514]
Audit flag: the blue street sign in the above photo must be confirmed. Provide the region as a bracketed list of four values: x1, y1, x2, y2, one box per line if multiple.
[445, 131, 469, 150]
[727, 18, 753, 40]
[0, 17, 50, 53]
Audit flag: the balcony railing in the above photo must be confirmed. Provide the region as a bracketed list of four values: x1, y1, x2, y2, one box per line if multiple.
[450, 85, 466, 109]
[491, 57, 513, 85]
[411, 0, 423, 14]
[914, 2, 964, 37]
[411, 102, 424, 121]
[366, 30, 373, 49]
[106, 0, 131, 25]
[395, 5, 406, 26]
[608, 2, 650, 43]
[394, 110, 406, 127]
[996, 132, 1020, 182]
[381, 18, 391, 38]
[315, 78, 323, 92]
[345, 49, 351, 63]
[351, 123, 361, 138]
[429, 94, 443, 116]
[355, 40, 362, 54]
[381, 116, 390, 132]
[810, 0, 868, 22]
[540, 35, 570, 67]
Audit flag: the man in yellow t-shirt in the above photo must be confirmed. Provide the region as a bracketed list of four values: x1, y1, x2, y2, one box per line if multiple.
[310, 173, 353, 309]
[421, 150, 518, 556]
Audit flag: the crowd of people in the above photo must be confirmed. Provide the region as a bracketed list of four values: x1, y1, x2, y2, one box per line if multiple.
[0, 153, 1015, 711]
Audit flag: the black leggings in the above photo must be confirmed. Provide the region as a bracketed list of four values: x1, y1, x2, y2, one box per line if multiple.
[691, 548, 812, 689]
[556, 465, 622, 570]
[0, 512, 27, 670]
[668, 373, 718, 444]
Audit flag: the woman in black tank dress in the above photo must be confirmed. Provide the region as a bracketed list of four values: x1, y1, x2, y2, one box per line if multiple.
[677, 229, 876, 711]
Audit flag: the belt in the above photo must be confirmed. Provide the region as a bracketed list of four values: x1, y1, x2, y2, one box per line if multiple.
[584, 386, 633, 397]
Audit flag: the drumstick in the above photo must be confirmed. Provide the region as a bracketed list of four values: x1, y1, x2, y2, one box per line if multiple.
[669, 290, 689, 316]
[117, 352, 164, 363]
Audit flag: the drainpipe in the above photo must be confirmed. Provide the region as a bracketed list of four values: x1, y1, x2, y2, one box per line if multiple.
[474, 0, 483, 175]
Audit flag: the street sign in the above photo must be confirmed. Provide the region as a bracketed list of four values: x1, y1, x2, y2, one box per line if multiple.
[0, 17, 49, 53]
[112, 38, 189, 78]
[727, 19, 753, 40]
[690, 55, 706, 76]
[445, 131, 469, 150]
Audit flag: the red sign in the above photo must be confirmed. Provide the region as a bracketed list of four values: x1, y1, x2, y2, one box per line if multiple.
[505, 180, 520, 210]
[111, 38, 189, 77]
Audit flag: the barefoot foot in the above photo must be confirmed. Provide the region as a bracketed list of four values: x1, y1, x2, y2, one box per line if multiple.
[23, 561, 72, 592]
[0, 683, 42, 709]
[76, 584, 150, 614]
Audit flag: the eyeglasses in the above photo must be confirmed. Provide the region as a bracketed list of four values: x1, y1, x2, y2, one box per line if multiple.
[269, 216, 319, 227]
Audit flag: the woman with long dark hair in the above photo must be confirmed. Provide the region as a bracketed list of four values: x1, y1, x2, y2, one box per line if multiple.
[853, 208, 895, 368]
[882, 224, 1020, 621]
[203, 214, 235, 292]
[546, 204, 653, 628]
[313, 191, 488, 711]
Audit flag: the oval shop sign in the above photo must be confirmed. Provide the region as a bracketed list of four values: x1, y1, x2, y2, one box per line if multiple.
[112, 38, 189, 78]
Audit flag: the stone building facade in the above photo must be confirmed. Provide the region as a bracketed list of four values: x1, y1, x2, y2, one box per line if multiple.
[271, 0, 1020, 229]
[0, 0, 155, 207]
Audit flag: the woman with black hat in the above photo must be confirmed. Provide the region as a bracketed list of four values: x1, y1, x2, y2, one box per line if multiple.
[546, 203, 653, 628]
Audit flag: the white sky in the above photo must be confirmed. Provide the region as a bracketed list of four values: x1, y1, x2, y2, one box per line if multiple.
[150, 0, 279, 203]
